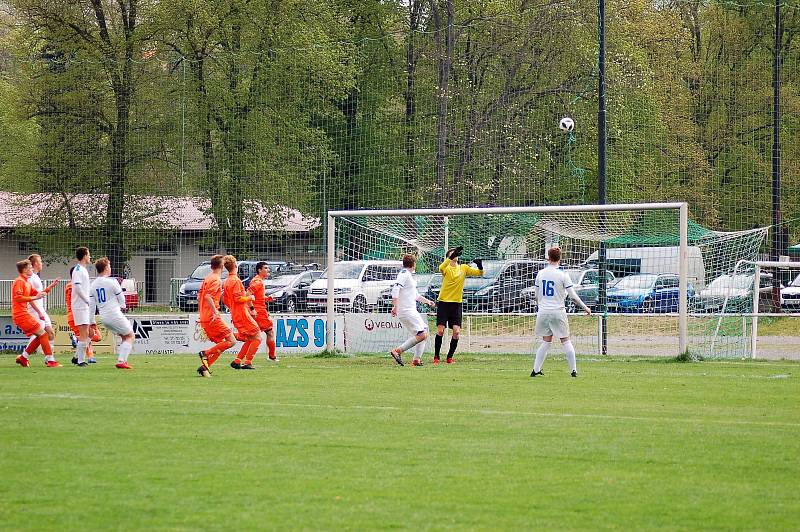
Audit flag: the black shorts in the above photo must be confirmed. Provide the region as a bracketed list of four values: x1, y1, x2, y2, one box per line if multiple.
[436, 301, 463, 328]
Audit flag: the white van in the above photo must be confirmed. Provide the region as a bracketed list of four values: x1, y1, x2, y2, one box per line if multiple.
[582, 246, 705, 289]
[306, 260, 403, 312]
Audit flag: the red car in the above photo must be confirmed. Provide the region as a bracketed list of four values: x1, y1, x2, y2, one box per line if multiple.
[113, 277, 139, 312]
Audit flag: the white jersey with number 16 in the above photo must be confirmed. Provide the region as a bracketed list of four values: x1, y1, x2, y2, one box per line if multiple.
[534, 265, 573, 312]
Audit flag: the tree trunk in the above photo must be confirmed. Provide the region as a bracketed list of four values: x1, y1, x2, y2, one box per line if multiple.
[431, 0, 454, 207]
[404, 0, 423, 197]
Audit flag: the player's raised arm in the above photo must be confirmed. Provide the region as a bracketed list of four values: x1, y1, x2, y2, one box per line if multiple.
[465, 258, 484, 277]
[43, 279, 60, 294]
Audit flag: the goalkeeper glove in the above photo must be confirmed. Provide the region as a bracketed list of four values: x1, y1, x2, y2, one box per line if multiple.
[473, 258, 483, 270]
[448, 246, 463, 259]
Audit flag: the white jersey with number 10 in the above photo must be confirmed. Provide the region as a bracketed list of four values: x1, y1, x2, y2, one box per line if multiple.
[90, 277, 127, 317]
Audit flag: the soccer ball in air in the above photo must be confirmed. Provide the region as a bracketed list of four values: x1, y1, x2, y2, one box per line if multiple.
[559, 117, 575, 132]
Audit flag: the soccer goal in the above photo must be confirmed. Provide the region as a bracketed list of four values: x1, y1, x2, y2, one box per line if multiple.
[705, 260, 800, 360]
[323, 203, 767, 357]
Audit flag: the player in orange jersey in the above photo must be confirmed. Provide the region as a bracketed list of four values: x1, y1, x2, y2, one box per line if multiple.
[65, 266, 101, 364]
[196, 255, 236, 377]
[222, 255, 261, 370]
[223, 255, 261, 369]
[248, 262, 278, 361]
[12, 259, 61, 368]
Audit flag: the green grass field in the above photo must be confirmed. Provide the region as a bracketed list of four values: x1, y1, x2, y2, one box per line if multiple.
[1, 353, 798, 530]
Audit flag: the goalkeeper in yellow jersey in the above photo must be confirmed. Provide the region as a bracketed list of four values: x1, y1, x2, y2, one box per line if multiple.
[434, 246, 483, 364]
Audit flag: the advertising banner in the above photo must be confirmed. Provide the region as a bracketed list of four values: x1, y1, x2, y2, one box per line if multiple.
[342, 313, 422, 353]
[0, 314, 114, 354]
[127, 314, 344, 355]
[0, 316, 30, 353]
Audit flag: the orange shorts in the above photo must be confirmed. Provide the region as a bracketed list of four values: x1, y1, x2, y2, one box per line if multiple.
[233, 314, 260, 338]
[14, 314, 42, 337]
[201, 318, 232, 344]
[69, 320, 101, 342]
[255, 312, 273, 332]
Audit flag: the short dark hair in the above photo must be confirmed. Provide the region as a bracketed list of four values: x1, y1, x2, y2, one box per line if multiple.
[547, 247, 562, 263]
[256, 261, 268, 273]
[209, 254, 224, 269]
[94, 257, 110, 274]
[76, 246, 89, 260]
[16, 259, 31, 274]
[28, 253, 42, 266]
[402, 254, 416, 268]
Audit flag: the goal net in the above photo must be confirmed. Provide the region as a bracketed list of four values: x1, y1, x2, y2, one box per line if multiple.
[705, 261, 800, 360]
[324, 203, 767, 357]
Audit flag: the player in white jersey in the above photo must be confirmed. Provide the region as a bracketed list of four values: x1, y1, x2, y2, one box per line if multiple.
[389, 254, 436, 367]
[71, 246, 93, 366]
[532, 247, 591, 378]
[89, 257, 134, 369]
[26, 254, 57, 352]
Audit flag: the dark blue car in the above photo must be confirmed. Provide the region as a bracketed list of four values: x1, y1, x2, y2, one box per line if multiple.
[606, 273, 695, 313]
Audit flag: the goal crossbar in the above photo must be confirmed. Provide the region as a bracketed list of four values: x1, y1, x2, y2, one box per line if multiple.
[325, 202, 690, 355]
[327, 202, 688, 219]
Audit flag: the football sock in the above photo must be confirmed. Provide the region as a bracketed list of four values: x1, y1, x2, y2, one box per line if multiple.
[76, 341, 87, 364]
[207, 343, 229, 366]
[45, 355, 55, 362]
[25, 336, 39, 354]
[447, 338, 458, 357]
[25, 336, 41, 355]
[267, 337, 276, 358]
[563, 340, 577, 373]
[413, 338, 425, 360]
[397, 335, 423, 353]
[533, 341, 552, 373]
[244, 339, 261, 363]
[434, 334, 443, 358]
[117, 341, 132, 363]
[237, 340, 250, 360]
[39, 335, 53, 357]
[87, 343, 95, 359]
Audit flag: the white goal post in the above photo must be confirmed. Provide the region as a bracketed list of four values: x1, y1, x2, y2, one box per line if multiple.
[324, 202, 690, 355]
[748, 261, 800, 359]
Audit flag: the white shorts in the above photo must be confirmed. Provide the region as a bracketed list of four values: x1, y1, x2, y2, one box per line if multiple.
[398, 312, 428, 336]
[534, 311, 570, 339]
[73, 308, 93, 326]
[29, 310, 52, 328]
[101, 313, 134, 336]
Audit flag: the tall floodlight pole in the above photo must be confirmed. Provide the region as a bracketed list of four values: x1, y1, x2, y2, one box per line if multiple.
[597, 0, 608, 355]
[772, 0, 783, 306]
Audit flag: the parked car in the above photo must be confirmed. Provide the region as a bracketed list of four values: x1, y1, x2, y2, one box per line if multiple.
[264, 270, 323, 312]
[696, 272, 774, 312]
[605, 273, 695, 313]
[238, 260, 295, 288]
[113, 277, 139, 312]
[780, 273, 800, 309]
[306, 260, 403, 312]
[520, 268, 616, 313]
[377, 272, 437, 313]
[177, 260, 294, 311]
[583, 246, 706, 288]
[428, 259, 548, 313]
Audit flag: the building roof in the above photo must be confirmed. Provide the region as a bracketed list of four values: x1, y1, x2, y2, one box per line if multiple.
[0, 191, 319, 233]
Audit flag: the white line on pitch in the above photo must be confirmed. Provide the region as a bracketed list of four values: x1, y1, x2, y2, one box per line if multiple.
[2, 393, 798, 429]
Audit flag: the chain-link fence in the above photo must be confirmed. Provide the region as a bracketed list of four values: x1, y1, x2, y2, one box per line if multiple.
[0, 0, 798, 308]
